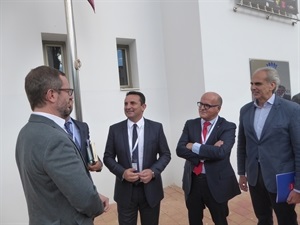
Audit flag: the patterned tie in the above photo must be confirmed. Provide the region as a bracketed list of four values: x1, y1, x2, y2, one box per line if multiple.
[64, 122, 81, 150]
[193, 121, 211, 175]
[131, 124, 139, 172]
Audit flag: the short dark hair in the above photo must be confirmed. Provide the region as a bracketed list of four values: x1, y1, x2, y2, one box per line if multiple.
[25, 66, 65, 110]
[126, 91, 146, 105]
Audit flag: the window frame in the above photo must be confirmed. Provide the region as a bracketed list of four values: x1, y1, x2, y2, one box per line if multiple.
[42, 41, 67, 73]
[117, 44, 132, 88]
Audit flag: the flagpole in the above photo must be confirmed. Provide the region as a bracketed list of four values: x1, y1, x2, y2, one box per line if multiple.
[64, 0, 83, 121]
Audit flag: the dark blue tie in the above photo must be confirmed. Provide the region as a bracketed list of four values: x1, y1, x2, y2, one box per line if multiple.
[65, 121, 74, 138]
[65, 122, 81, 150]
[132, 124, 139, 172]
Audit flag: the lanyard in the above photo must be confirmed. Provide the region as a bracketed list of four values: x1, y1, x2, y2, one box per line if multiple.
[131, 126, 141, 153]
[201, 116, 218, 144]
[132, 139, 138, 153]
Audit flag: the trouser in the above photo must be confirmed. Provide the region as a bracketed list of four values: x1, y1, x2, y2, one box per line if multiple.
[117, 183, 160, 225]
[249, 165, 298, 225]
[186, 173, 229, 225]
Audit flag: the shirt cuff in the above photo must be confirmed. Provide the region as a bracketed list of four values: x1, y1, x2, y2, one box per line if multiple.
[192, 142, 201, 154]
[294, 188, 300, 193]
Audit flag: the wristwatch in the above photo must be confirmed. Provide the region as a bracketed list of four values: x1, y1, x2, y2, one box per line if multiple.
[152, 171, 155, 178]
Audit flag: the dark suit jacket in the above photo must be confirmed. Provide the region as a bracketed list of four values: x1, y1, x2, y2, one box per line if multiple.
[292, 93, 300, 104]
[237, 96, 300, 193]
[15, 114, 103, 225]
[176, 116, 240, 203]
[282, 93, 291, 101]
[103, 118, 171, 208]
[72, 119, 90, 164]
[72, 118, 103, 170]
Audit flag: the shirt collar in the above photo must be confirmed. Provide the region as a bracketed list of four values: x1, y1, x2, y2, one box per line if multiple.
[201, 116, 218, 126]
[127, 117, 145, 128]
[253, 94, 275, 108]
[32, 112, 66, 130]
[66, 117, 73, 124]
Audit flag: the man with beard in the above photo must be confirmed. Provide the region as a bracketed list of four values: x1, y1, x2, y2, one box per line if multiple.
[15, 66, 109, 225]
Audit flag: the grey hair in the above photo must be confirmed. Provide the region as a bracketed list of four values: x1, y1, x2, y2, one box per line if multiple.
[253, 67, 280, 93]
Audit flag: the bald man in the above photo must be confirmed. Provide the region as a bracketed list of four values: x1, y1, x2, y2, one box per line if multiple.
[176, 92, 240, 225]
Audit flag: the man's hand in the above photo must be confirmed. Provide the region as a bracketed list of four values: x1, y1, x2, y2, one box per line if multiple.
[99, 194, 110, 212]
[139, 169, 154, 184]
[88, 160, 102, 172]
[214, 140, 224, 147]
[122, 168, 140, 182]
[186, 143, 193, 150]
[239, 175, 248, 192]
[287, 190, 300, 204]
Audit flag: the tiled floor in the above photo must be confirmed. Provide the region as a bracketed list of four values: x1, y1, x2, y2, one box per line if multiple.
[94, 185, 300, 225]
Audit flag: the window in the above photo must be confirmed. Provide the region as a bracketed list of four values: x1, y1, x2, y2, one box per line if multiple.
[116, 38, 139, 90]
[43, 41, 67, 73]
[117, 45, 131, 87]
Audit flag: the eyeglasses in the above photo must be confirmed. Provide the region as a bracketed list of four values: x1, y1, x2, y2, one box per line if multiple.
[58, 88, 74, 96]
[197, 102, 219, 110]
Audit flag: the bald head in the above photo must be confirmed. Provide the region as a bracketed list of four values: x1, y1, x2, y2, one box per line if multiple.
[201, 92, 223, 107]
[198, 92, 222, 121]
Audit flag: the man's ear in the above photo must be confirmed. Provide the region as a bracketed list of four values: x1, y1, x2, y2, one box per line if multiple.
[142, 103, 147, 112]
[45, 89, 57, 103]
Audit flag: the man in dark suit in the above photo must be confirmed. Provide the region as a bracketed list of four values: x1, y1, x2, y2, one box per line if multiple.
[276, 85, 291, 100]
[15, 66, 109, 225]
[237, 67, 300, 225]
[103, 91, 171, 225]
[292, 92, 300, 104]
[64, 103, 103, 173]
[176, 92, 240, 225]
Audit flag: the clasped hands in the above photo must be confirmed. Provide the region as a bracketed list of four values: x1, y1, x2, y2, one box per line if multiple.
[123, 168, 153, 184]
[186, 140, 224, 150]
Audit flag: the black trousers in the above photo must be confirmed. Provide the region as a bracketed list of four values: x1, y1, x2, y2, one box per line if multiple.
[186, 173, 229, 225]
[117, 183, 160, 225]
[249, 165, 298, 225]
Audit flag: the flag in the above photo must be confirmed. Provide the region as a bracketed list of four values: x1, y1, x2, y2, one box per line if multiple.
[87, 0, 95, 12]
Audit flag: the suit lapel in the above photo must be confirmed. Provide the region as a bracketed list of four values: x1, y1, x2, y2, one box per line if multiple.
[69, 119, 85, 155]
[121, 120, 132, 164]
[260, 97, 280, 140]
[72, 119, 86, 152]
[205, 117, 222, 144]
[245, 104, 259, 141]
[143, 120, 149, 170]
[193, 118, 202, 143]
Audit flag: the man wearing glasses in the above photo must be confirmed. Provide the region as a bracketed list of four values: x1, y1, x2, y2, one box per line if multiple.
[15, 65, 109, 225]
[176, 92, 240, 225]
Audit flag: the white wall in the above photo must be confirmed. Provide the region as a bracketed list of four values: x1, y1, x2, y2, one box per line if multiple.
[197, 0, 300, 171]
[161, 0, 206, 185]
[1, 0, 300, 224]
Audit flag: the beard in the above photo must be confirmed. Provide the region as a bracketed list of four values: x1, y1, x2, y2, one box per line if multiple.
[58, 100, 73, 119]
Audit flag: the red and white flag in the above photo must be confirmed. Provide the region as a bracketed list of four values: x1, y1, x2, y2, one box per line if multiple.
[87, 0, 95, 12]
